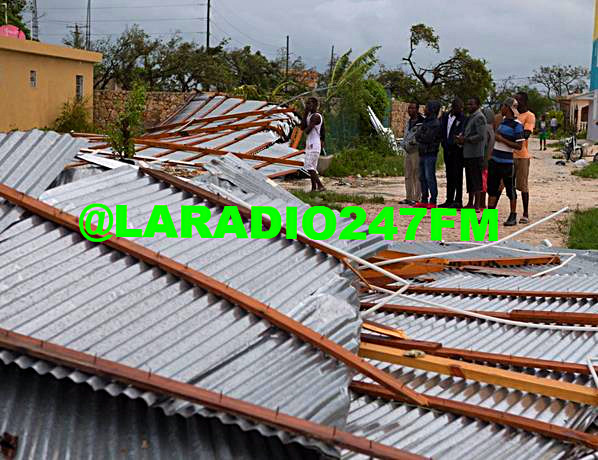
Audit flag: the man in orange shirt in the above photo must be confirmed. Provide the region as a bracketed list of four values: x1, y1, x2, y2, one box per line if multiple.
[514, 92, 536, 224]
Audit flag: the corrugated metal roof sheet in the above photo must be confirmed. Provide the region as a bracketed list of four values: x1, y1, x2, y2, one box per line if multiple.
[199, 154, 304, 204]
[389, 241, 598, 275]
[0, 212, 355, 455]
[363, 309, 597, 365]
[0, 362, 319, 460]
[355, 363, 595, 430]
[193, 155, 388, 257]
[425, 273, 598, 292]
[344, 392, 593, 460]
[0, 130, 84, 233]
[86, 94, 305, 178]
[0, 165, 388, 455]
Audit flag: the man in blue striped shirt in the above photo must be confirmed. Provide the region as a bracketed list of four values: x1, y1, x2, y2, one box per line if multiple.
[487, 97, 525, 226]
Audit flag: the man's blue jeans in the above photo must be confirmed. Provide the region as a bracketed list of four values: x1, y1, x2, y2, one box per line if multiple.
[419, 154, 438, 203]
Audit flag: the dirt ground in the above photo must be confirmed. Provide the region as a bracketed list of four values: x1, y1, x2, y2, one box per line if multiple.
[282, 138, 598, 247]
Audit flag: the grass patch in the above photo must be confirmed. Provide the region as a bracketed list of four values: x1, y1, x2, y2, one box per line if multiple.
[572, 162, 598, 179]
[324, 137, 404, 178]
[290, 189, 384, 211]
[567, 208, 598, 250]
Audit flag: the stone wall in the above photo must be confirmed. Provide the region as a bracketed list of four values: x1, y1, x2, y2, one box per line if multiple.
[389, 99, 411, 137]
[93, 90, 193, 130]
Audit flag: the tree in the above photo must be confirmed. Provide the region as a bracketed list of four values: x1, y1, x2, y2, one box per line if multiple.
[326, 46, 381, 106]
[5, 0, 30, 38]
[378, 23, 494, 105]
[53, 97, 92, 133]
[93, 26, 162, 90]
[490, 80, 554, 116]
[107, 81, 147, 159]
[225, 46, 281, 92]
[63, 26, 85, 49]
[530, 65, 589, 100]
[158, 38, 235, 92]
[324, 47, 388, 143]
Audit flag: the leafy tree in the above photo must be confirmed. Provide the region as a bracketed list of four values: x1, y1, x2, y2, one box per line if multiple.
[225, 46, 281, 92]
[93, 26, 162, 90]
[378, 23, 494, 105]
[107, 81, 147, 159]
[53, 97, 92, 133]
[5, 0, 30, 38]
[325, 46, 381, 107]
[159, 38, 235, 92]
[530, 65, 589, 100]
[490, 80, 553, 116]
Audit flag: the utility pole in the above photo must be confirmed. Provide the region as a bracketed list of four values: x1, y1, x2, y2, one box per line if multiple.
[31, 0, 39, 40]
[85, 0, 91, 50]
[329, 45, 335, 76]
[206, 0, 211, 49]
[285, 35, 290, 80]
[2, 3, 7, 26]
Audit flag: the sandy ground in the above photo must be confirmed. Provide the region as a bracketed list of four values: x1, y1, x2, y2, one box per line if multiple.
[282, 138, 598, 247]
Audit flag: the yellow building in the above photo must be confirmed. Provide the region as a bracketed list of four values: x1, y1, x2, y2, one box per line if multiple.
[0, 36, 102, 132]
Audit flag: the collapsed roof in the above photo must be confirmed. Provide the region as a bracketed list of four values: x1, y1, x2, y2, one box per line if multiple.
[80, 92, 307, 179]
[0, 127, 597, 459]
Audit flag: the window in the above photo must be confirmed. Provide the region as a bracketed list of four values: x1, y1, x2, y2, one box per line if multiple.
[30, 70, 37, 88]
[76, 75, 84, 100]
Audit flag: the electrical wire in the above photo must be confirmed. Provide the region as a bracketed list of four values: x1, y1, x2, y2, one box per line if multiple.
[205, 186, 598, 332]
[373, 208, 570, 267]
[42, 3, 204, 10]
[210, 4, 280, 51]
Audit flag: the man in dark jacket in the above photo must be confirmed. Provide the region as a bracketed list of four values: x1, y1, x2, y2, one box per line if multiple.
[416, 100, 442, 207]
[456, 96, 486, 211]
[439, 98, 466, 208]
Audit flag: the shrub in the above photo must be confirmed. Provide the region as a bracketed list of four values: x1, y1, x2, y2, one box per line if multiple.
[107, 81, 147, 159]
[567, 208, 598, 250]
[53, 97, 92, 133]
[324, 136, 404, 177]
[572, 162, 598, 179]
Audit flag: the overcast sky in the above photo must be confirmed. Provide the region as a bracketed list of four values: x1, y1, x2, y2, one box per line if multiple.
[33, 0, 594, 81]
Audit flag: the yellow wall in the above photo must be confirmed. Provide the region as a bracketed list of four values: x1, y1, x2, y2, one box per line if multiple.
[0, 37, 102, 131]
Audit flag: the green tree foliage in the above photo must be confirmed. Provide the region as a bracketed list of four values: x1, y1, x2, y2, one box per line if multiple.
[93, 26, 163, 90]
[53, 97, 92, 133]
[318, 47, 391, 150]
[326, 46, 381, 106]
[377, 24, 494, 105]
[490, 82, 553, 117]
[90, 27, 298, 98]
[159, 38, 235, 92]
[107, 81, 147, 159]
[5, 0, 30, 38]
[530, 65, 589, 100]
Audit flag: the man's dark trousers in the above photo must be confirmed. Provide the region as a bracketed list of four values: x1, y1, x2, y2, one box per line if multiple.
[444, 147, 464, 205]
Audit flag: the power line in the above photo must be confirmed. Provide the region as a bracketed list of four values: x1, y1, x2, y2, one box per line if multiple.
[42, 3, 204, 10]
[41, 31, 205, 37]
[41, 17, 205, 23]
[210, 4, 280, 50]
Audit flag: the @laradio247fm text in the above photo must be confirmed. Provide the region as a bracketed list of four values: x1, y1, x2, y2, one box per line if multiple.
[78, 204, 499, 243]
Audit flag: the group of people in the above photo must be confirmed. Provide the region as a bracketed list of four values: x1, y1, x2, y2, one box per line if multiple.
[400, 92, 536, 226]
